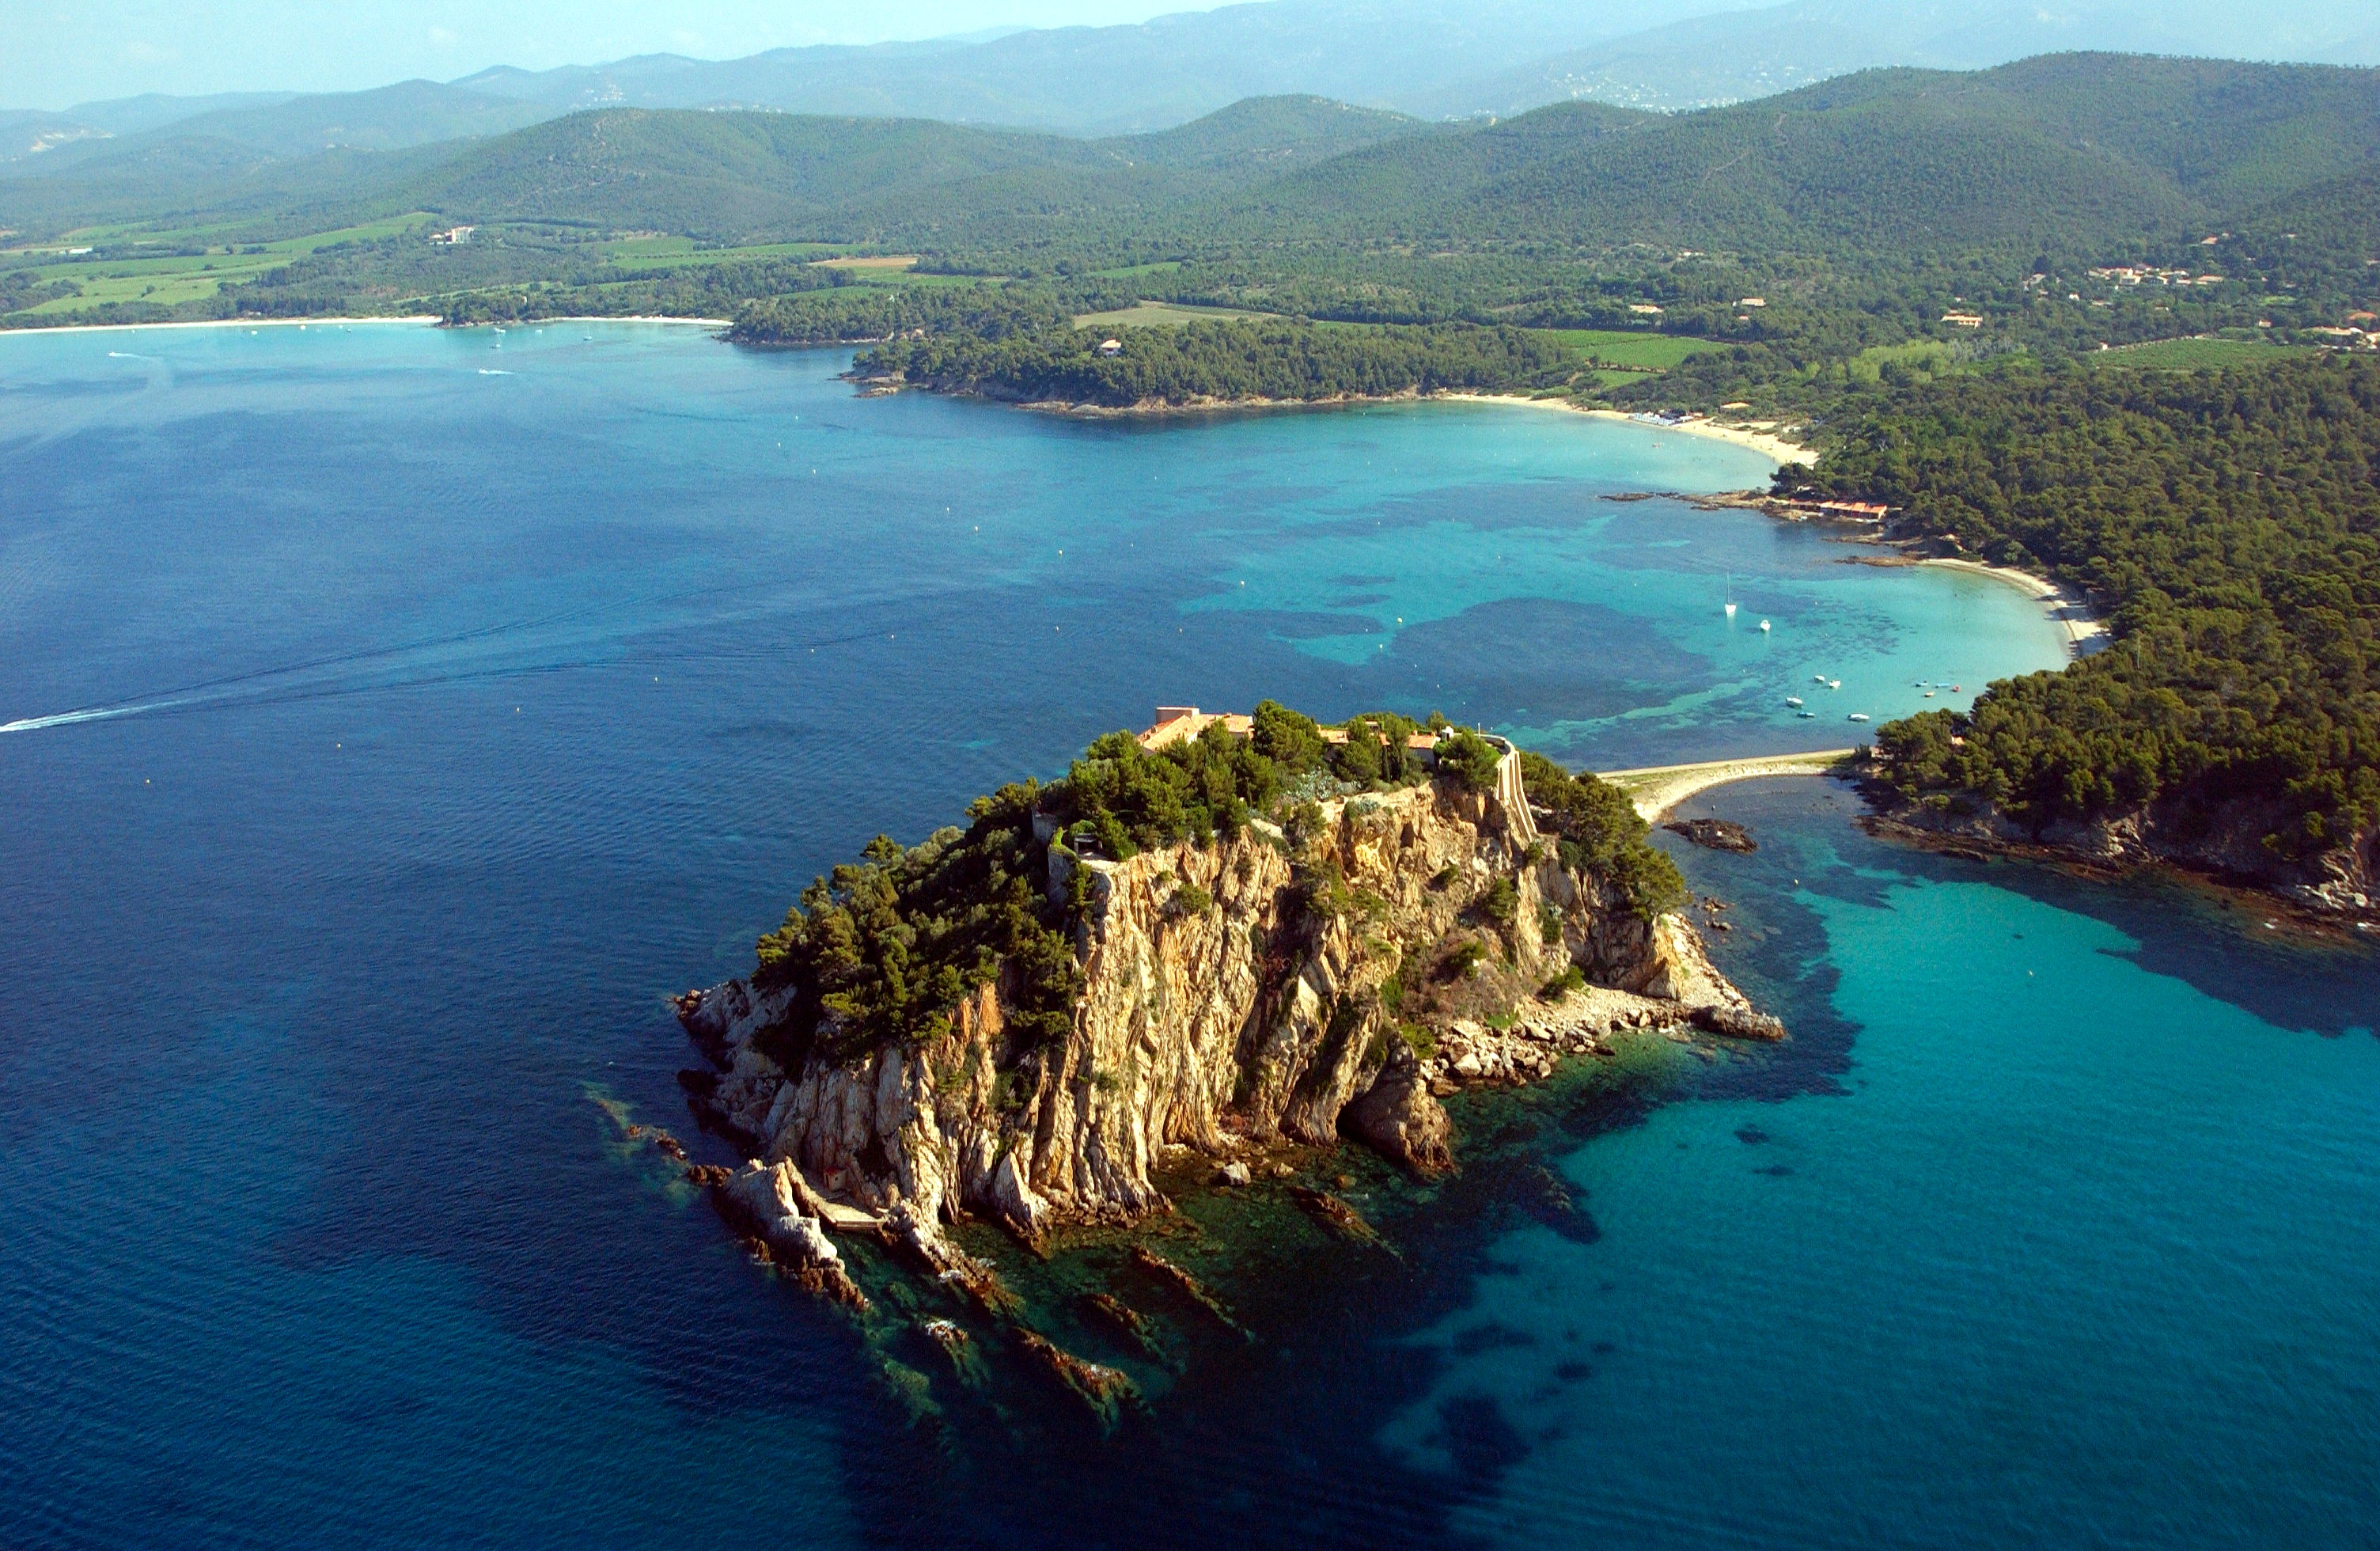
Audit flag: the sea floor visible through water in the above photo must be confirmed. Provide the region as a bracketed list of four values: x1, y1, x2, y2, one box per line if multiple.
[3, 322, 2374, 1550]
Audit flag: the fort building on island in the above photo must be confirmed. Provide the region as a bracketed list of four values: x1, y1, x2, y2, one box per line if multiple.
[1136, 706, 1442, 753]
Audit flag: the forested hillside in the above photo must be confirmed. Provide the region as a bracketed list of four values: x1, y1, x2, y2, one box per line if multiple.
[1220, 55, 2380, 257]
[7, 53, 2380, 430]
[1800, 359, 2380, 894]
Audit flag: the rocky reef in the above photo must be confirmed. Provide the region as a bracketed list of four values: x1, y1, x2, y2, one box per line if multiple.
[673, 731, 1778, 1317]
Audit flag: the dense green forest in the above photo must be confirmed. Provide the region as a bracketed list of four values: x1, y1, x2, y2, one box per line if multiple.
[1801, 359, 2380, 870]
[742, 703, 1672, 1067]
[852, 317, 1571, 404]
[728, 284, 1097, 346]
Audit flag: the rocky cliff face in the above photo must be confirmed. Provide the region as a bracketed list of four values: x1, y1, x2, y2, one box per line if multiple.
[678, 759, 1771, 1257]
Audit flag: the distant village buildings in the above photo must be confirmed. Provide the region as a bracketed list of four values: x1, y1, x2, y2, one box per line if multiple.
[2087, 264, 2224, 287]
[429, 226, 476, 245]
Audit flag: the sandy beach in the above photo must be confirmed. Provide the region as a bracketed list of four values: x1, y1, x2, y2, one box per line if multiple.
[1445, 394, 1815, 465]
[0, 315, 443, 336]
[1921, 557, 2108, 656]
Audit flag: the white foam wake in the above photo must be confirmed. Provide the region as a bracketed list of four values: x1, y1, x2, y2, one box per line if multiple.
[0, 700, 181, 734]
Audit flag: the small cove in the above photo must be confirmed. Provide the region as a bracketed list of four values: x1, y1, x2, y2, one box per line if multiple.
[3, 322, 2368, 1550]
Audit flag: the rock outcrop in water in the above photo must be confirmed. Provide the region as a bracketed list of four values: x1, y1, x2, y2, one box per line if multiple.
[676, 730, 1776, 1280]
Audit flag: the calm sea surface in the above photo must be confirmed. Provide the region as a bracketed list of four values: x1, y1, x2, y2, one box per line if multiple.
[2, 322, 2373, 1549]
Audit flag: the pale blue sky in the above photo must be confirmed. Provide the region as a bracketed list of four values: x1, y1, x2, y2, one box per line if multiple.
[10, 0, 1205, 110]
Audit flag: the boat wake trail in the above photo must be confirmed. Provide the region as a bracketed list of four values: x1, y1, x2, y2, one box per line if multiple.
[0, 700, 187, 734]
[0, 607, 604, 736]
[0, 575, 980, 735]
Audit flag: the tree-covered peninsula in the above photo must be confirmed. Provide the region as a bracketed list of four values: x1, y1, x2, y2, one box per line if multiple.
[1798, 358, 2380, 910]
[848, 317, 1571, 408]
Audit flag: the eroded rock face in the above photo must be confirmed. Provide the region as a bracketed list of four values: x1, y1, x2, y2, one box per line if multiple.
[680, 771, 1765, 1244]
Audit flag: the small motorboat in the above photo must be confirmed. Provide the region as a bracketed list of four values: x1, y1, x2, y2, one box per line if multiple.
[1848, 712, 1870, 722]
[1828, 679, 1841, 690]
[1786, 696, 1804, 707]
[1798, 710, 1816, 719]
[1924, 690, 1935, 698]
[1758, 619, 1772, 632]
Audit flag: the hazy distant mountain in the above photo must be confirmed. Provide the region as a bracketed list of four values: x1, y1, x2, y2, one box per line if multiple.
[9, 0, 2380, 188]
[8, 51, 2376, 271]
[5, 82, 563, 180]
[1415, 0, 2380, 115]
[448, 0, 1777, 133]
[0, 90, 298, 165]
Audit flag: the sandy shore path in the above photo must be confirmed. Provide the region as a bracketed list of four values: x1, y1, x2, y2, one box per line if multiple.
[1597, 748, 1862, 821]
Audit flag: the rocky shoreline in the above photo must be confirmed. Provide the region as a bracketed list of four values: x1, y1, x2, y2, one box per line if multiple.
[1857, 793, 2378, 935]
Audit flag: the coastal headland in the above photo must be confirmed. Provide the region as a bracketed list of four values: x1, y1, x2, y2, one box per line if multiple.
[661, 704, 1786, 1420]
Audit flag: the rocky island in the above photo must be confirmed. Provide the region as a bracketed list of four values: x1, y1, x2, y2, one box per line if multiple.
[666, 702, 1780, 1417]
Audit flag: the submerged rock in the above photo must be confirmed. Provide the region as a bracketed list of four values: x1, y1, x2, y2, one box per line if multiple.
[1080, 1291, 1166, 1362]
[1287, 1185, 1387, 1250]
[1129, 1246, 1247, 1338]
[1014, 1329, 1139, 1424]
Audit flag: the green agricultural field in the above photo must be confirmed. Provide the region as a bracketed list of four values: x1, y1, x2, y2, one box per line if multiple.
[2087, 335, 2321, 370]
[595, 238, 846, 270]
[1539, 328, 1723, 370]
[1074, 300, 1277, 328]
[8, 215, 446, 316]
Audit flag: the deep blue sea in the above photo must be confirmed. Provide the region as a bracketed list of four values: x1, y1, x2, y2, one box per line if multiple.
[3, 321, 2375, 1549]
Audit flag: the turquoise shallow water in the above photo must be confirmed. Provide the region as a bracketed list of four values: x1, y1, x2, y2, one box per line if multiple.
[2, 321, 2372, 1549]
[1398, 780, 2380, 1549]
